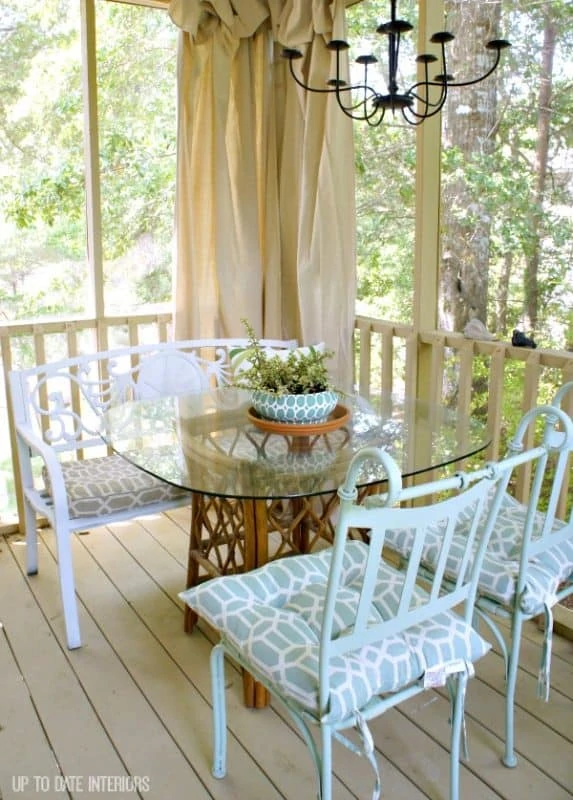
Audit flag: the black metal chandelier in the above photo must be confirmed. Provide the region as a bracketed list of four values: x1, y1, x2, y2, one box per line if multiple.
[281, 0, 511, 126]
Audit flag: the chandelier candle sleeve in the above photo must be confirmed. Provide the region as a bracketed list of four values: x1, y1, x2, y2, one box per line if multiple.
[282, 0, 510, 126]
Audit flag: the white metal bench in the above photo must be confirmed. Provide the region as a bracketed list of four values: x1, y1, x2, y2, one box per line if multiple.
[7, 337, 297, 649]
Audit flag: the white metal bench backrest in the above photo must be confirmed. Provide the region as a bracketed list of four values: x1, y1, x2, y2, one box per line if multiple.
[9, 338, 297, 456]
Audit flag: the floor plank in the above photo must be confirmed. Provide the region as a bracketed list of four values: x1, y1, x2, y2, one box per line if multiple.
[1, 515, 572, 800]
[8, 536, 212, 800]
[0, 619, 64, 800]
[0, 543, 137, 800]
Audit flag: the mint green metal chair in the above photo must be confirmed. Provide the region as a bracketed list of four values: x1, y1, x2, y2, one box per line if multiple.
[180, 445, 528, 799]
[380, 400, 573, 769]
[553, 379, 573, 411]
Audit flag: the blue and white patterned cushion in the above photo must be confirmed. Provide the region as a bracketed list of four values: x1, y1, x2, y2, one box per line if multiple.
[380, 491, 573, 615]
[180, 542, 490, 721]
[43, 453, 187, 519]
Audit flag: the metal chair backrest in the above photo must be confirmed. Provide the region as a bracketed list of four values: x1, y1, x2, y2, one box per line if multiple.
[317, 445, 528, 714]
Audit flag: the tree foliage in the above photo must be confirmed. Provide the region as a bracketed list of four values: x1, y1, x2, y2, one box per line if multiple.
[0, 0, 571, 353]
[351, 0, 572, 350]
[0, 0, 176, 319]
[348, 0, 417, 324]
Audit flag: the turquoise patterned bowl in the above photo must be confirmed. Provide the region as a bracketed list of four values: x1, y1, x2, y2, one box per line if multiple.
[251, 389, 338, 424]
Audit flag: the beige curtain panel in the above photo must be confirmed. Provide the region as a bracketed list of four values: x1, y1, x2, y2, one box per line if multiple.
[168, 0, 357, 390]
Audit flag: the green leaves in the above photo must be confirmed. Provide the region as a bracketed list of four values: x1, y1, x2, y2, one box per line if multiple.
[233, 320, 334, 395]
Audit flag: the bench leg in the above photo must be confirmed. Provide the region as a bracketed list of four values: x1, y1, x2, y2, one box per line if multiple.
[55, 527, 81, 649]
[24, 501, 39, 575]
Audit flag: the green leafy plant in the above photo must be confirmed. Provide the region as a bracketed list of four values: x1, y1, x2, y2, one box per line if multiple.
[233, 319, 334, 395]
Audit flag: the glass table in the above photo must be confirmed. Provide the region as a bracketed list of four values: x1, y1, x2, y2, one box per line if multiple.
[103, 388, 490, 706]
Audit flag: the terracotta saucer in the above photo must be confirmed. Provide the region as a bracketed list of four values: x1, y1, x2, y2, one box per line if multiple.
[247, 403, 351, 436]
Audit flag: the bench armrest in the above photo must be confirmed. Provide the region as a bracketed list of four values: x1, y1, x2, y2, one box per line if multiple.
[14, 423, 70, 519]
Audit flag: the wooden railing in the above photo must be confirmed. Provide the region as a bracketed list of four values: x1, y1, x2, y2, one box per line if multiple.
[1, 312, 572, 532]
[354, 315, 573, 517]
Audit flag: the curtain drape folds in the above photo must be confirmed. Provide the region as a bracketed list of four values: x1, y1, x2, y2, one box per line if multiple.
[169, 0, 356, 390]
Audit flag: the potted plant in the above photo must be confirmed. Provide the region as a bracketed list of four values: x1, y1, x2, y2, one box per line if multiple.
[232, 319, 338, 423]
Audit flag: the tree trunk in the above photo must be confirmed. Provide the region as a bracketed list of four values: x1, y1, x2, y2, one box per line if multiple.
[440, 0, 502, 333]
[524, 4, 556, 331]
[496, 251, 512, 333]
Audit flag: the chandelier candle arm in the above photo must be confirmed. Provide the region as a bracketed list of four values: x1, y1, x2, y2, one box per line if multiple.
[434, 39, 511, 89]
[281, 0, 511, 127]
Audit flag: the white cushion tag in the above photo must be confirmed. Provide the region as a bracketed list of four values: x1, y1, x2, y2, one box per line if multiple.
[423, 659, 470, 688]
[423, 666, 447, 688]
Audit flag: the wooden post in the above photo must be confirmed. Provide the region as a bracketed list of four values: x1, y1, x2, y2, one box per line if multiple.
[413, 0, 444, 402]
[80, 0, 105, 332]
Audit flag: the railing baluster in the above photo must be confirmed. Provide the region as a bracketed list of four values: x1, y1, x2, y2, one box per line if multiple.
[487, 345, 505, 463]
[381, 330, 393, 395]
[516, 352, 542, 502]
[355, 319, 371, 398]
[456, 341, 475, 464]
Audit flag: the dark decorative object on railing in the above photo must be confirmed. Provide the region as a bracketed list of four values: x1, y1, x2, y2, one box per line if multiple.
[512, 329, 537, 349]
[282, 0, 510, 126]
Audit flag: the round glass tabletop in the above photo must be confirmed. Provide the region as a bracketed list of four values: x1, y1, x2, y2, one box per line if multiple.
[102, 388, 490, 501]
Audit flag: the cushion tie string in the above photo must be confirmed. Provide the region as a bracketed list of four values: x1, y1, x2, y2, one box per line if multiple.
[459, 664, 474, 761]
[538, 597, 555, 702]
[445, 661, 474, 760]
[354, 711, 381, 800]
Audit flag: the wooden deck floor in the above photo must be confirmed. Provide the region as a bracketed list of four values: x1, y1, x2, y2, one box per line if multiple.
[1, 508, 572, 800]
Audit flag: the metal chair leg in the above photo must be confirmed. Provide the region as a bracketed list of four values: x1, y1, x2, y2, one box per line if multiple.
[210, 643, 227, 778]
[503, 611, 525, 768]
